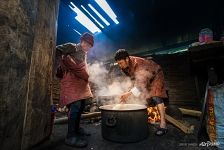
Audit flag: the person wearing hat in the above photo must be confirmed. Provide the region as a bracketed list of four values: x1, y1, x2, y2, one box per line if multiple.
[55, 32, 94, 147]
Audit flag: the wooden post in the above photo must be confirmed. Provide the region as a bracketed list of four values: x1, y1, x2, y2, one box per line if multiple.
[0, 1, 59, 150]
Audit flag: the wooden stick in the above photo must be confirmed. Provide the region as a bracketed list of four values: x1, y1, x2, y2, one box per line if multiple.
[179, 108, 202, 117]
[81, 112, 101, 119]
[197, 81, 209, 138]
[165, 114, 194, 134]
[54, 112, 101, 124]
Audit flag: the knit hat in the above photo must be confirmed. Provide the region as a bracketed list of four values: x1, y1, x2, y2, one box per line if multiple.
[80, 32, 94, 47]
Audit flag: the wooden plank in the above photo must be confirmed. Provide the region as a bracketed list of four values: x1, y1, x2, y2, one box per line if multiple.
[197, 82, 209, 138]
[179, 108, 202, 117]
[165, 114, 194, 134]
[54, 112, 102, 124]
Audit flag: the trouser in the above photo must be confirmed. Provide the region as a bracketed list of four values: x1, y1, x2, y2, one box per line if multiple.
[147, 97, 164, 106]
[67, 100, 86, 138]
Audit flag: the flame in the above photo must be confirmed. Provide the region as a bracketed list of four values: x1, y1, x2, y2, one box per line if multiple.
[147, 106, 161, 124]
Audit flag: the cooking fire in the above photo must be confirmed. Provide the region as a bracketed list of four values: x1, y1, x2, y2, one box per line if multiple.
[147, 106, 161, 124]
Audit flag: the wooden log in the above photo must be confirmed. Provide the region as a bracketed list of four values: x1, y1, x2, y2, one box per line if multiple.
[81, 112, 101, 119]
[197, 82, 209, 138]
[54, 112, 101, 124]
[165, 114, 194, 134]
[179, 108, 202, 117]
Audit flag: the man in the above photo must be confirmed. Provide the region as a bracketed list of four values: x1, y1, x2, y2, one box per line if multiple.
[56, 32, 94, 147]
[114, 49, 168, 136]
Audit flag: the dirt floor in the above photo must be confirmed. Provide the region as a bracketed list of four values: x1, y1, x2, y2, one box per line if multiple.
[32, 116, 218, 150]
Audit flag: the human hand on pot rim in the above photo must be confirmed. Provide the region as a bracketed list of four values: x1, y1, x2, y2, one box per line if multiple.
[120, 86, 142, 103]
[119, 91, 132, 103]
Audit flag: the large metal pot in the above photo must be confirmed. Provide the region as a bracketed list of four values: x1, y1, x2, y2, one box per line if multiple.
[99, 104, 149, 143]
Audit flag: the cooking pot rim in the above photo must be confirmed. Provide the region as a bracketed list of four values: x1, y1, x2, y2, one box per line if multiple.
[99, 104, 147, 111]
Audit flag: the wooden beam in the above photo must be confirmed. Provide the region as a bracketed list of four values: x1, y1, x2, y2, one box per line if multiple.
[54, 112, 101, 124]
[81, 112, 101, 119]
[165, 114, 194, 134]
[179, 108, 202, 117]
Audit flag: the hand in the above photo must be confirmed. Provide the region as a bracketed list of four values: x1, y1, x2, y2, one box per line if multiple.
[67, 55, 76, 65]
[120, 92, 132, 103]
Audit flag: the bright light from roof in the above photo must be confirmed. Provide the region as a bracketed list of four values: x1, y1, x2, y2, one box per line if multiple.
[88, 4, 110, 26]
[81, 5, 104, 29]
[69, 2, 101, 34]
[95, 0, 119, 24]
[73, 29, 81, 35]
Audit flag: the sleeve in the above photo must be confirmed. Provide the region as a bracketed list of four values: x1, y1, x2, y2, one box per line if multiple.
[56, 43, 77, 55]
[63, 56, 89, 81]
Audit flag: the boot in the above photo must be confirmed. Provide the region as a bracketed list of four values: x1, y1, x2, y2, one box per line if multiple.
[65, 135, 88, 148]
[65, 118, 88, 147]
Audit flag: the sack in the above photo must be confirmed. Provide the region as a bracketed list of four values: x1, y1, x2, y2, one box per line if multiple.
[56, 66, 63, 79]
[206, 83, 224, 149]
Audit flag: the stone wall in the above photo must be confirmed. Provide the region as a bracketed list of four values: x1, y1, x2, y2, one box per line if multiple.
[0, 0, 59, 150]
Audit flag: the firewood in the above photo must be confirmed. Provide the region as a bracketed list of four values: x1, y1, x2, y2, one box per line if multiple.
[81, 112, 101, 119]
[179, 108, 202, 117]
[54, 112, 101, 124]
[165, 114, 194, 134]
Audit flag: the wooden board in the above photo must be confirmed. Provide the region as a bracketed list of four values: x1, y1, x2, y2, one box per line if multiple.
[179, 108, 202, 117]
[165, 114, 194, 134]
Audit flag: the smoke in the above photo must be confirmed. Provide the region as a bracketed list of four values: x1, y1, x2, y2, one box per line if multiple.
[88, 62, 108, 88]
[88, 62, 148, 106]
[88, 62, 131, 96]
